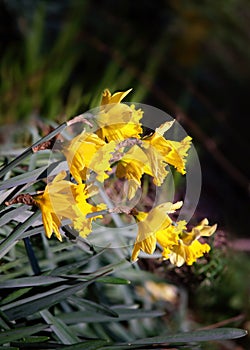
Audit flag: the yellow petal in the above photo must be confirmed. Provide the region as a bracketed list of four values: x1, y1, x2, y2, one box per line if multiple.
[88, 140, 117, 182]
[169, 239, 211, 266]
[34, 173, 106, 241]
[181, 219, 217, 245]
[156, 221, 184, 248]
[116, 145, 153, 199]
[63, 131, 108, 183]
[142, 145, 169, 186]
[131, 232, 157, 261]
[96, 104, 143, 142]
[185, 240, 211, 265]
[169, 245, 186, 267]
[131, 202, 183, 260]
[145, 133, 192, 175]
[101, 88, 132, 105]
[165, 136, 192, 174]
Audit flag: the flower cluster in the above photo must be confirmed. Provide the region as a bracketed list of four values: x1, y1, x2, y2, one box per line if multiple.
[131, 202, 217, 266]
[33, 88, 216, 266]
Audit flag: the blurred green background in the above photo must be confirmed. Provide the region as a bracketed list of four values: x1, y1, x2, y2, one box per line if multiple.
[0, 1, 250, 347]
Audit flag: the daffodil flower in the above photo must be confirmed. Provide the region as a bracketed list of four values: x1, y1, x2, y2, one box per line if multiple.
[167, 219, 217, 266]
[96, 89, 143, 142]
[62, 131, 116, 183]
[34, 171, 106, 240]
[131, 202, 216, 266]
[115, 120, 192, 199]
[143, 120, 192, 175]
[131, 201, 183, 261]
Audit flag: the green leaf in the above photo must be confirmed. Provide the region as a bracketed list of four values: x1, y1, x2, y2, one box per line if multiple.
[0, 206, 31, 226]
[0, 210, 41, 259]
[0, 276, 67, 289]
[40, 309, 80, 345]
[14, 336, 49, 343]
[49, 258, 93, 276]
[0, 258, 27, 273]
[0, 311, 11, 331]
[121, 328, 248, 345]
[59, 308, 165, 324]
[0, 160, 67, 190]
[96, 276, 130, 285]
[2, 271, 111, 320]
[60, 339, 109, 350]
[68, 296, 119, 317]
[0, 287, 32, 305]
[0, 324, 47, 345]
[19, 224, 45, 239]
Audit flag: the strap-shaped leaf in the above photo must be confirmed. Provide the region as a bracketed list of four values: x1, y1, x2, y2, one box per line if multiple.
[0, 206, 34, 226]
[0, 210, 41, 259]
[0, 324, 47, 345]
[2, 271, 112, 320]
[68, 295, 118, 318]
[0, 160, 67, 190]
[59, 308, 165, 323]
[59, 339, 109, 350]
[40, 309, 79, 345]
[124, 327, 248, 345]
[0, 276, 67, 289]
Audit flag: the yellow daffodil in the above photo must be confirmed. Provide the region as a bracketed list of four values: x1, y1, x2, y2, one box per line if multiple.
[131, 201, 216, 266]
[62, 131, 116, 183]
[163, 219, 217, 266]
[97, 89, 143, 142]
[143, 120, 192, 175]
[34, 171, 106, 240]
[168, 239, 211, 267]
[131, 201, 183, 261]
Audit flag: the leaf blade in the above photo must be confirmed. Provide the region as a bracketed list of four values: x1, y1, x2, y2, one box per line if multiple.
[40, 309, 79, 345]
[0, 324, 47, 345]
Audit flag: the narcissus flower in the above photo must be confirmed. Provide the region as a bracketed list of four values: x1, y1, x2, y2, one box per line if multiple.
[131, 201, 183, 261]
[34, 171, 106, 240]
[166, 219, 217, 266]
[143, 120, 192, 175]
[131, 202, 217, 266]
[97, 89, 143, 142]
[115, 120, 192, 199]
[62, 131, 116, 183]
